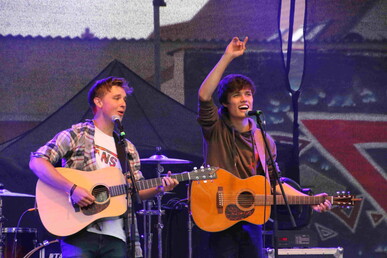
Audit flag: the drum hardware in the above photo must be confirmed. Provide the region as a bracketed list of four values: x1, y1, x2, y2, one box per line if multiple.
[0, 190, 35, 198]
[137, 209, 165, 216]
[0, 184, 35, 258]
[157, 196, 193, 258]
[137, 200, 157, 258]
[186, 184, 193, 258]
[23, 239, 60, 258]
[1, 227, 37, 258]
[139, 147, 192, 258]
[163, 196, 193, 258]
[140, 155, 192, 165]
[187, 207, 193, 258]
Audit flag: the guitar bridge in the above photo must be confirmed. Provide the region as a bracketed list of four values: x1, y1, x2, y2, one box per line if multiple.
[217, 186, 223, 214]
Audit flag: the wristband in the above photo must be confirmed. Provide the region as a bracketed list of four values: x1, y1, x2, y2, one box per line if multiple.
[156, 185, 164, 193]
[69, 184, 77, 196]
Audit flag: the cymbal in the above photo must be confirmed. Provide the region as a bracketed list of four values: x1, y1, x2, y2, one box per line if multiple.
[140, 154, 192, 164]
[0, 189, 35, 198]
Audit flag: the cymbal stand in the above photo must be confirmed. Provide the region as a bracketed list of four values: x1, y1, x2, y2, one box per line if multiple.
[138, 163, 165, 258]
[155, 163, 165, 258]
[186, 184, 193, 258]
[188, 210, 193, 258]
[139, 200, 155, 258]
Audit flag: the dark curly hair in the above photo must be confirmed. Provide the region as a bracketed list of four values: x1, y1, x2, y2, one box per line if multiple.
[218, 74, 256, 108]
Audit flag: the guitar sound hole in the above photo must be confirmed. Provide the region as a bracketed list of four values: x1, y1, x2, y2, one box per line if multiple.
[92, 185, 109, 203]
[238, 191, 254, 208]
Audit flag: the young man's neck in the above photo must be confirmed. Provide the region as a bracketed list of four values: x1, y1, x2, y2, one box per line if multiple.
[230, 117, 251, 133]
[93, 114, 114, 136]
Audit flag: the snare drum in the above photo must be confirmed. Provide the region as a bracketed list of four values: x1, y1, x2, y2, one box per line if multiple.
[1, 227, 37, 258]
[23, 239, 61, 258]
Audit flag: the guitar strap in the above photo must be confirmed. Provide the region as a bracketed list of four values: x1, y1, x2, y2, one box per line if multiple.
[253, 129, 270, 183]
[254, 130, 281, 188]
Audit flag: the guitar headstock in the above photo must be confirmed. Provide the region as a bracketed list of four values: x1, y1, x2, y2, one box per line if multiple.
[187, 166, 218, 181]
[332, 192, 362, 208]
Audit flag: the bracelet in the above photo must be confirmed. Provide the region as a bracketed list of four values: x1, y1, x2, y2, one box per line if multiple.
[156, 185, 164, 193]
[69, 184, 77, 196]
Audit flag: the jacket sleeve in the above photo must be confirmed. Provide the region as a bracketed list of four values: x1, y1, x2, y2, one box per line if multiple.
[197, 99, 220, 140]
[125, 139, 144, 181]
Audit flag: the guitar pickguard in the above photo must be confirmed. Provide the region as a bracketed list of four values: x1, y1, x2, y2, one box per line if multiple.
[82, 201, 110, 216]
[225, 204, 254, 221]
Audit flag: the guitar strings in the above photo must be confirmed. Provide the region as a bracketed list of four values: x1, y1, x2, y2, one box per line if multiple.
[218, 195, 325, 205]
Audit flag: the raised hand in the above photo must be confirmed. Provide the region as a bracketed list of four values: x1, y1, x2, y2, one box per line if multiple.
[224, 36, 249, 58]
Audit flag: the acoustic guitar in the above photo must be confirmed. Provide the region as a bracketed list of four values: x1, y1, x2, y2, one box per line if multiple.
[36, 166, 217, 236]
[190, 168, 361, 232]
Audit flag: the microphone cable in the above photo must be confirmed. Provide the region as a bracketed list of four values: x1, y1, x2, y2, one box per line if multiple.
[11, 207, 37, 258]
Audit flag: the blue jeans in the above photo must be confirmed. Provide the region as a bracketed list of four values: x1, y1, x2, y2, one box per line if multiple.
[208, 222, 263, 258]
[60, 230, 127, 258]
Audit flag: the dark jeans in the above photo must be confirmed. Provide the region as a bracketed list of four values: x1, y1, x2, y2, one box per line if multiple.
[60, 230, 127, 258]
[209, 222, 264, 258]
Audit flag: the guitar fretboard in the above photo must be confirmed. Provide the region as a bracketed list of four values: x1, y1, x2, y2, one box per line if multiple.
[108, 170, 213, 196]
[136, 173, 193, 191]
[254, 195, 330, 205]
[109, 184, 127, 197]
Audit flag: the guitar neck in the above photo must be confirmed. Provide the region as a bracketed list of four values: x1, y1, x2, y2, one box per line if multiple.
[109, 170, 210, 196]
[136, 173, 192, 191]
[255, 195, 331, 206]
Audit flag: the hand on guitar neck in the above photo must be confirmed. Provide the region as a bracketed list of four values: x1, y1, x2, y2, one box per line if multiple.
[311, 193, 332, 213]
[275, 183, 332, 213]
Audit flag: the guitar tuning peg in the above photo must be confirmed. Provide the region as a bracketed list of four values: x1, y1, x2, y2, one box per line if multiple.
[193, 167, 197, 170]
[200, 166, 204, 169]
[336, 191, 340, 195]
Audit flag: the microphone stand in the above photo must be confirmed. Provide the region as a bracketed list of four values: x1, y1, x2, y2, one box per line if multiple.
[117, 129, 141, 258]
[253, 113, 296, 258]
[0, 194, 4, 258]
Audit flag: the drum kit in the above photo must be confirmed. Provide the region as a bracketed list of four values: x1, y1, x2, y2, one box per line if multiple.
[139, 151, 192, 258]
[0, 151, 194, 258]
[0, 185, 37, 258]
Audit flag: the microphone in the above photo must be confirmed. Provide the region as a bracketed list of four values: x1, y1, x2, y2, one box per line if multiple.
[245, 110, 263, 117]
[111, 115, 126, 137]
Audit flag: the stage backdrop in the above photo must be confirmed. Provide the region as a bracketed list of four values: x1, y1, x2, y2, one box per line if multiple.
[0, 0, 386, 256]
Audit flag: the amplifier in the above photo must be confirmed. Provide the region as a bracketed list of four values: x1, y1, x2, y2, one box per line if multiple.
[265, 247, 344, 258]
[264, 229, 318, 248]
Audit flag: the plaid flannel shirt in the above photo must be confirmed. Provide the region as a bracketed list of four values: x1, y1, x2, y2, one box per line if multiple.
[31, 119, 144, 256]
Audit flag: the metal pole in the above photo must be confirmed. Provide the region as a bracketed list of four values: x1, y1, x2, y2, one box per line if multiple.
[156, 163, 164, 258]
[188, 207, 193, 258]
[142, 201, 148, 258]
[153, 0, 166, 90]
[0, 197, 3, 258]
[146, 201, 153, 258]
